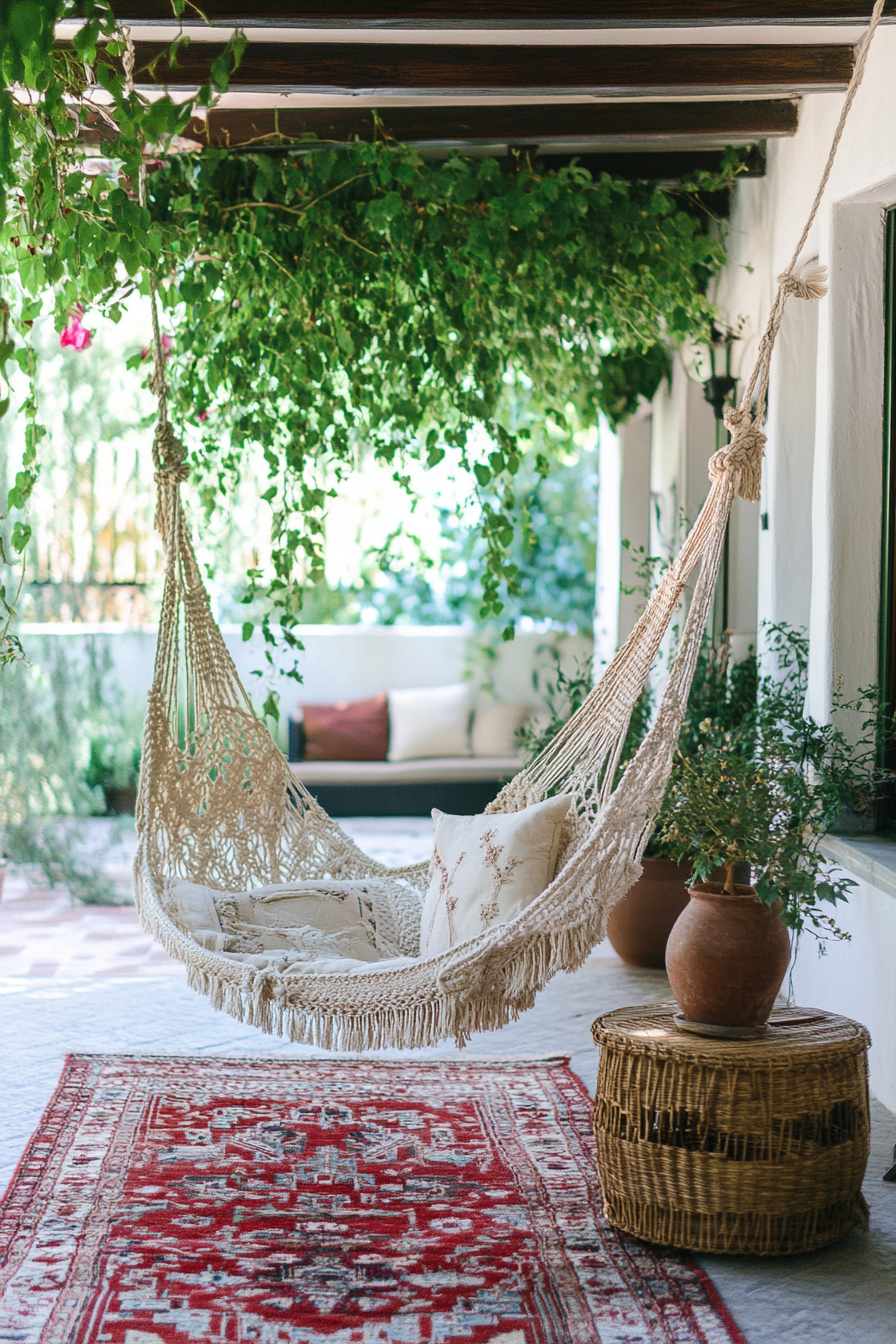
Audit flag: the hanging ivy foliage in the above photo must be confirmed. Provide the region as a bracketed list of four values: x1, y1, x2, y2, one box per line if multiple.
[0, 2, 245, 661]
[0, 0, 740, 664]
[153, 143, 735, 651]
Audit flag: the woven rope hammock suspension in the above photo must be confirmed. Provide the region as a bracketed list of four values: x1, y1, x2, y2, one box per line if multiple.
[133, 0, 886, 1049]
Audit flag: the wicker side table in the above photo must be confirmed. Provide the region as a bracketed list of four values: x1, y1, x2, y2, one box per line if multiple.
[591, 1004, 871, 1256]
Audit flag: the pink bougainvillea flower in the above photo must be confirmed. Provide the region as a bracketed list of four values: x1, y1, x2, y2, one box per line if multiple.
[198, 409, 208, 422]
[140, 333, 173, 361]
[60, 305, 92, 352]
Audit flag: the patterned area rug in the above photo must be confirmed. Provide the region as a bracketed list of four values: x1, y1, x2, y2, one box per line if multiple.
[0, 1055, 745, 1343]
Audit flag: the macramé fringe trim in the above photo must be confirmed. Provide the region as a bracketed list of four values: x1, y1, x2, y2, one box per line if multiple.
[136, 851, 621, 1050]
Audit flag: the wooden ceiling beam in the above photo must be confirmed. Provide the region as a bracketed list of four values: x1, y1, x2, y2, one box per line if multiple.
[537, 146, 765, 177]
[115, 41, 854, 95]
[97, 2, 896, 27]
[188, 100, 799, 149]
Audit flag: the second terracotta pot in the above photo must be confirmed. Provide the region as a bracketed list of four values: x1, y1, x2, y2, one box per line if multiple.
[665, 883, 792, 1030]
[606, 858, 692, 968]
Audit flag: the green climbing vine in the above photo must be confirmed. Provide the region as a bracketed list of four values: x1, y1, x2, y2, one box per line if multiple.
[153, 144, 738, 655]
[0, 0, 741, 666]
[0, 1, 245, 660]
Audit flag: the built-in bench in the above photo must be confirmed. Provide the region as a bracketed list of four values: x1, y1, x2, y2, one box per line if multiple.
[288, 756, 522, 817]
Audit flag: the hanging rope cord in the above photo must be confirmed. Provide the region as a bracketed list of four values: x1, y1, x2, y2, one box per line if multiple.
[708, 0, 887, 505]
[123, 35, 190, 507]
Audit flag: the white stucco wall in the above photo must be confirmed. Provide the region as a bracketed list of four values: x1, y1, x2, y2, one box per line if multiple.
[717, 32, 896, 709]
[645, 354, 758, 661]
[594, 422, 623, 672]
[757, 295, 819, 636]
[716, 29, 896, 1105]
[790, 868, 896, 1113]
[21, 621, 592, 729]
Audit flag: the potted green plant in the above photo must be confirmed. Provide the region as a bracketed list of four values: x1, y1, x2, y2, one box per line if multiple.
[605, 636, 757, 968]
[85, 731, 141, 815]
[654, 627, 886, 1033]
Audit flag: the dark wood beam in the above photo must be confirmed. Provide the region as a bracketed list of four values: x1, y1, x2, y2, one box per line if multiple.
[187, 100, 799, 148]
[174, 123, 767, 178]
[97, 2, 896, 27]
[537, 146, 765, 177]
[119, 42, 854, 95]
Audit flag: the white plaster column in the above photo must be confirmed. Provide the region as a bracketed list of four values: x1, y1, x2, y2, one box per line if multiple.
[757, 294, 819, 645]
[649, 359, 753, 651]
[683, 374, 719, 529]
[727, 497, 760, 663]
[593, 417, 621, 673]
[617, 408, 652, 645]
[650, 359, 720, 557]
[649, 360, 686, 565]
[806, 186, 894, 723]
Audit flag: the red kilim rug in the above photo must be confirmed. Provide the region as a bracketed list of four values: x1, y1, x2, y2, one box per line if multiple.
[0, 1055, 745, 1343]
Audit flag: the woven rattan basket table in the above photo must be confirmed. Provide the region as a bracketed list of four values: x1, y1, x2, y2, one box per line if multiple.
[591, 1004, 871, 1256]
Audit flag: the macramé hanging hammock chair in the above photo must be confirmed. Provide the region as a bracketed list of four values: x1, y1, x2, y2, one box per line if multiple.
[133, 0, 884, 1050]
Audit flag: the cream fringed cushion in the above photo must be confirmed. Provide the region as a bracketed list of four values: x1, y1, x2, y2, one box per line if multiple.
[420, 794, 572, 957]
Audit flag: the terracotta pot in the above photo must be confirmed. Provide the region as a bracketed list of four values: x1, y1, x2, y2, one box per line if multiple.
[104, 785, 137, 816]
[665, 883, 792, 1030]
[606, 858, 692, 968]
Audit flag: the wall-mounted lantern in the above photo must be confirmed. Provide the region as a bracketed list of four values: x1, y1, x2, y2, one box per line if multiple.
[702, 323, 741, 421]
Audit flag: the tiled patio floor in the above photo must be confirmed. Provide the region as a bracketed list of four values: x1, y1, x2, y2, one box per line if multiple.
[0, 817, 894, 1343]
[0, 817, 435, 978]
[0, 881, 182, 977]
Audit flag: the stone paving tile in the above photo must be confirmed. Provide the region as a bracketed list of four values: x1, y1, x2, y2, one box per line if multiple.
[0, 890, 184, 977]
[0, 816, 434, 979]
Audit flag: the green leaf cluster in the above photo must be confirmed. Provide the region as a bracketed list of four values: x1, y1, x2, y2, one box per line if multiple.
[0, 4, 245, 659]
[654, 624, 894, 938]
[0, 636, 124, 903]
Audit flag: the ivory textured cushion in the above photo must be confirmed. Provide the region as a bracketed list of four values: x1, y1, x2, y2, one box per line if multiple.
[420, 794, 571, 957]
[471, 702, 530, 757]
[387, 683, 471, 761]
[301, 694, 389, 761]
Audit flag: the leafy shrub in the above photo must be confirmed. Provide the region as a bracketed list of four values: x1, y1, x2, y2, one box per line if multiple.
[654, 625, 892, 937]
[0, 647, 116, 902]
[518, 648, 595, 762]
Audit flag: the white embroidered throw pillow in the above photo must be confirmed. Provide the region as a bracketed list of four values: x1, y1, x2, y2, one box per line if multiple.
[420, 794, 571, 957]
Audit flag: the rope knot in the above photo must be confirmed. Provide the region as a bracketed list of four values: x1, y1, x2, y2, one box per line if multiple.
[153, 419, 189, 485]
[708, 405, 766, 503]
[153, 420, 189, 544]
[778, 261, 829, 302]
[155, 461, 190, 487]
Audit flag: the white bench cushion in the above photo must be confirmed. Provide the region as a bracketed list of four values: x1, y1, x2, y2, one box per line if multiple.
[289, 756, 521, 786]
